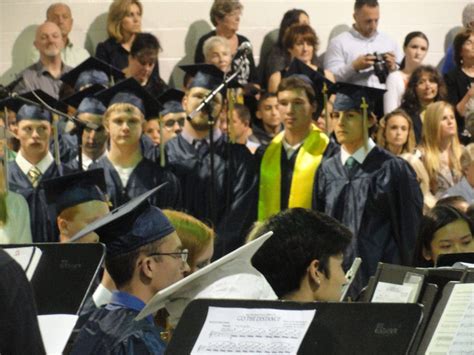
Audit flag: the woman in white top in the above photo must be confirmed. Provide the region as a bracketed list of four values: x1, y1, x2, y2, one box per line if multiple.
[384, 32, 429, 114]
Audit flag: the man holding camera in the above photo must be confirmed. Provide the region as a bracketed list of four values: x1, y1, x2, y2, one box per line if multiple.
[324, 0, 401, 92]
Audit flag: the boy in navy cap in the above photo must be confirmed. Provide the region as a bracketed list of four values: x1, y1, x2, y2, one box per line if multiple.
[313, 82, 423, 295]
[5, 101, 63, 242]
[70, 191, 190, 354]
[92, 78, 181, 210]
[165, 64, 258, 259]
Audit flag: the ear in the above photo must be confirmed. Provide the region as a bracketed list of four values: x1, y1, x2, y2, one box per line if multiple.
[422, 247, 432, 261]
[182, 93, 189, 112]
[255, 109, 262, 120]
[307, 259, 321, 288]
[368, 112, 377, 128]
[139, 256, 155, 279]
[57, 216, 69, 236]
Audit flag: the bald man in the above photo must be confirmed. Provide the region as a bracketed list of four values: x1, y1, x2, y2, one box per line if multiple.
[16, 21, 72, 98]
[28, 3, 89, 68]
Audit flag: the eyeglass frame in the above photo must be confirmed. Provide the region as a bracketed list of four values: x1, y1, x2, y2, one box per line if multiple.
[148, 248, 189, 263]
[162, 117, 185, 130]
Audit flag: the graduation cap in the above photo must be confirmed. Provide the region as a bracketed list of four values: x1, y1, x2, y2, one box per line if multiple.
[332, 82, 386, 150]
[42, 168, 107, 215]
[157, 88, 185, 116]
[95, 78, 161, 119]
[62, 84, 108, 111]
[284, 58, 336, 132]
[179, 64, 225, 91]
[60, 57, 124, 91]
[135, 231, 275, 326]
[68, 183, 173, 257]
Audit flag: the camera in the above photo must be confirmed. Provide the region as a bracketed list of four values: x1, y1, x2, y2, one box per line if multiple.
[373, 52, 389, 84]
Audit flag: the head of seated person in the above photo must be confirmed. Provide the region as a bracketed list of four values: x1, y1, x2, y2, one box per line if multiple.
[107, 0, 143, 44]
[251, 208, 351, 302]
[163, 210, 215, 275]
[414, 205, 474, 267]
[436, 195, 470, 213]
[126, 32, 160, 85]
[283, 24, 318, 68]
[203, 36, 232, 74]
[276, 9, 310, 50]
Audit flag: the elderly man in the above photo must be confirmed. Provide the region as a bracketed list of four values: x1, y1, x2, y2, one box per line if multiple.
[15, 21, 71, 99]
[29, 3, 89, 67]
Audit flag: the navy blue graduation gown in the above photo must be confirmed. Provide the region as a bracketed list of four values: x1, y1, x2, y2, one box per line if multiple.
[165, 135, 258, 258]
[8, 161, 62, 242]
[90, 156, 181, 210]
[313, 146, 423, 290]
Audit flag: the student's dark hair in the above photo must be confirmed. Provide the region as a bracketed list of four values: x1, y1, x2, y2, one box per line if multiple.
[413, 205, 473, 267]
[251, 208, 352, 298]
[258, 92, 277, 109]
[400, 65, 446, 116]
[354, 0, 379, 11]
[277, 9, 309, 49]
[399, 31, 429, 70]
[436, 195, 468, 211]
[105, 239, 163, 289]
[453, 28, 474, 67]
[130, 32, 161, 57]
[233, 103, 251, 124]
[278, 76, 316, 106]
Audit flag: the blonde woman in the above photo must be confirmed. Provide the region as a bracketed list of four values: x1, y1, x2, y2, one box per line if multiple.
[421, 101, 463, 197]
[95, 0, 143, 70]
[377, 109, 416, 155]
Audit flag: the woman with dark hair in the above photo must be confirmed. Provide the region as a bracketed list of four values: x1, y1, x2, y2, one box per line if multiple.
[400, 65, 447, 144]
[444, 28, 474, 139]
[261, 9, 310, 87]
[413, 205, 474, 267]
[384, 31, 429, 114]
[267, 24, 334, 93]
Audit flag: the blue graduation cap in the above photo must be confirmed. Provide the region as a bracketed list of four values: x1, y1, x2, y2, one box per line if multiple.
[332, 82, 386, 115]
[157, 88, 185, 116]
[62, 84, 108, 112]
[179, 64, 224, 91]
[68, 184, 174, 257]
[95, 78, 162, 119]
[42, 168, 108, 215]
[61, 57, 124, 91]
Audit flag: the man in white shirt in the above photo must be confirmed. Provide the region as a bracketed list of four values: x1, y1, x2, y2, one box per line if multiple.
[29, 3, 90, 68]
[324, 0, 401, 90]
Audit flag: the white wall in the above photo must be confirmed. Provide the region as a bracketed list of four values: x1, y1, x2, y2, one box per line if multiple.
[0, 0, 469, 87]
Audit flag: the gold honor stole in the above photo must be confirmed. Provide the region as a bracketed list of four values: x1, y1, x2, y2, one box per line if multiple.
[258, 125, 329, 221]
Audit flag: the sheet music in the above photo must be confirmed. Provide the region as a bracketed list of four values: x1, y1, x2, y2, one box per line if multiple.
[191, 307, 315, 354]
[4, 246, 42, 280]
[38, 314, 78, 355]
[371, 282, 414, 303]
[426, 283, 474, 354]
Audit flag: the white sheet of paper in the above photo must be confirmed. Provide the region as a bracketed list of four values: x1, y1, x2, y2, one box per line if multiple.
[371, 282, 414, 303]
[4, 246, 42, 280]
[190, 307, 315, 354]
[426, 283, 474, 354]
[38, 314, 78, 355]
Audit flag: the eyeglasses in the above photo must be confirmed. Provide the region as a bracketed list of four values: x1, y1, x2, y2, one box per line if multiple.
[148, 249, 189, 263]
[163, 118, 185, 129]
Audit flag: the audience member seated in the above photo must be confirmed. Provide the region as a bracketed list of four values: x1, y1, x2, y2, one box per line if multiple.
[251, 208, 351, 302]
[70, 200, 190, 354]
[444, 28, 474, 140]
[442, 3, 474, 75]
[194, 0, 259, 88]
[123, 32, 168, 97]
[324, 0, 401, 90]
[15, 22, 71, 99]
[443, 143, 474, 204]
[383, 31, 429, 114]
[260, 9, 310, 88]
[92, 79, 182, 210]
[420, 101, 463, 198]
[413, 205, 474, 267]
[376, 109, 416, 156]
[400, 65, 447, 144]
[29, 3, 89, 67]
[163, 209, 216, 275]
[249, 92, 282, 146]
[203, 36, 232, 74]
[268, 24, 334, 93]
[230, 103, 260, 153]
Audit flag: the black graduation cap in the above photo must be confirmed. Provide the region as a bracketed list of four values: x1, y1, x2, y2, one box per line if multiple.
[179, 64, 224, 91]
[62, 84, 108, 111]
[332, 82, 386, 115]
[284, 58, 335, 117]
[60, 57, 124, 91]
[95, 78, 162, 119]
[157, 88, 185, 116]
[68, 183, 174, 257]
[42, 168, 108, 215]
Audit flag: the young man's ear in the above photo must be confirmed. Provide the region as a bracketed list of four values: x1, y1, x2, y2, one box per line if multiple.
[139, 256, 155, 280]
[57, 216, 69, 236]
[422, 247, 432, 261]
[181, 94, 189, 112]
[307, 259, 321, 289]
[368, 112, 377, 128]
